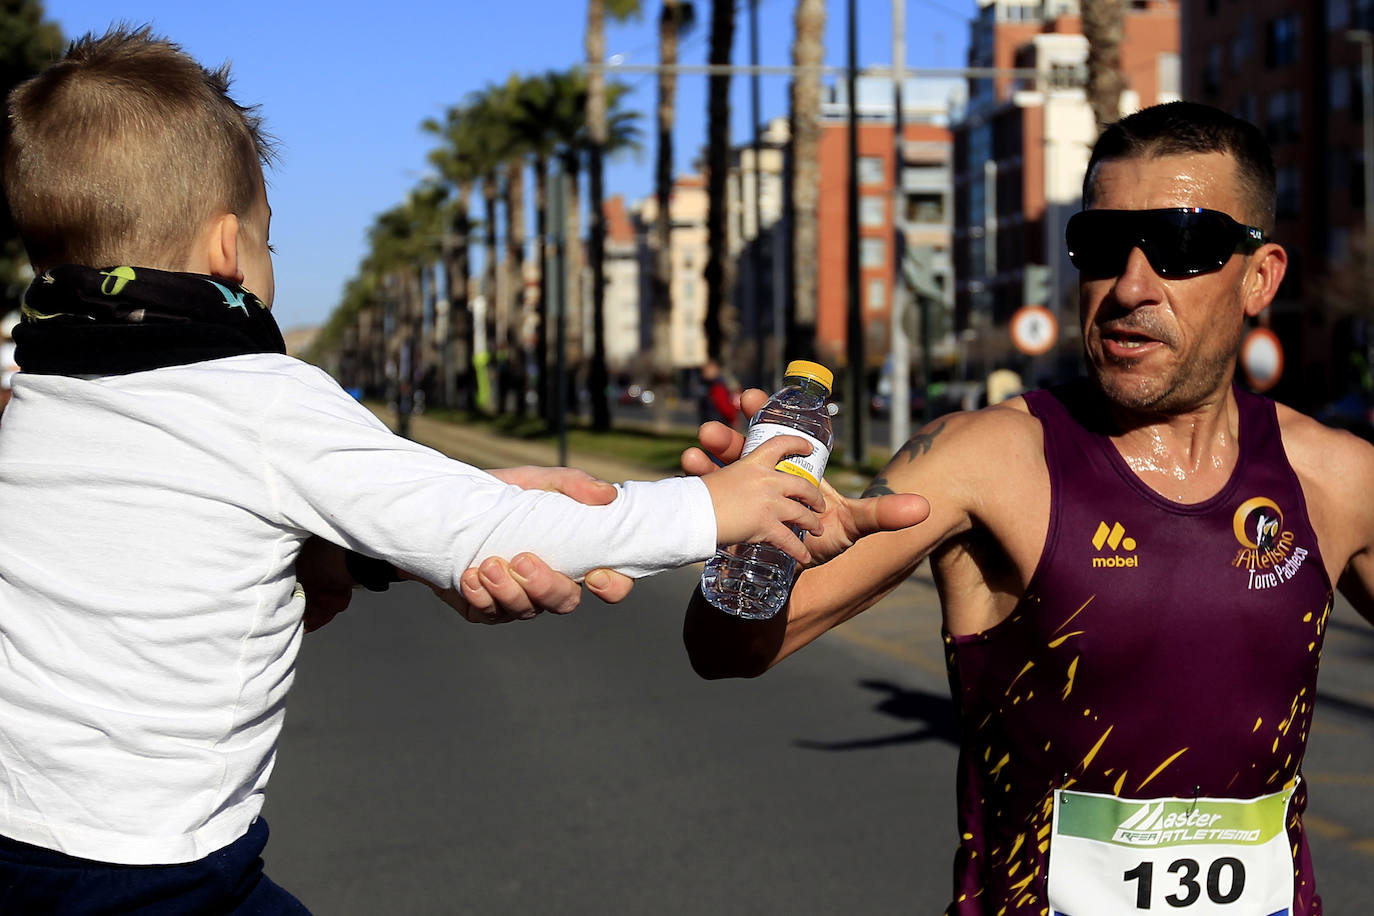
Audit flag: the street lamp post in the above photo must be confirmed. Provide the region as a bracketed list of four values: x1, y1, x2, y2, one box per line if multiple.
[890, 0, 911, 452]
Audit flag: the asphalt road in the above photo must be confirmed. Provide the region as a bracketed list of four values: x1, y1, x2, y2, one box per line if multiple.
[262, 565, 958, 914]
[261, 561, 1372, 914]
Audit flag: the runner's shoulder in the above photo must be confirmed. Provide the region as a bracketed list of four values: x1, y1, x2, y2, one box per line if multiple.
[882, 397, 1044, 490]
[1274, 400, 1374, 484]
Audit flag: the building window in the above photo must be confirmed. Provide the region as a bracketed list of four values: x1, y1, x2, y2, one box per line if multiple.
[1332, 66, 1353, 115]
[906, 192, 946, 224]
[866, 278, 886, 312]
[857, 156, 885, 186]
[860, 238, 886, 268]
[1048, 62, 1085, 89]
[1202, 44, 1222, 96]
[1230, 16, 1254, 68]
[1233, 93, 1256, 127]
[1275, 166, 1301, 219]
[1331, 0, 1351, 31]
[1157, 53, 1181, 100]
[860, 195, 886, 228]
[1264, 14, 1301, 69]
[1266, 89, 1301, 145]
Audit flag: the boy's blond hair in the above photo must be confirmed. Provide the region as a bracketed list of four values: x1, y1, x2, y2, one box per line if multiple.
[1, 26, 274, 272]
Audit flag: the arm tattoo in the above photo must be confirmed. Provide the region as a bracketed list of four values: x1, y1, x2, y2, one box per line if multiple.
[862, 476, 895, 498]
[895, 420, 947, 464]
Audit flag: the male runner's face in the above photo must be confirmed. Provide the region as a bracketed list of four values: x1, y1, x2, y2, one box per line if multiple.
[1078, 152, 1255, 415]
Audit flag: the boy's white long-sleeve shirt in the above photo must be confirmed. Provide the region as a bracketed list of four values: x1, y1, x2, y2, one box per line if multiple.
[0, 353, 716, 864]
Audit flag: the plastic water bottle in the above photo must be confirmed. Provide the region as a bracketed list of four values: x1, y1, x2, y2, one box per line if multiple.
[699, 360, 835, 619]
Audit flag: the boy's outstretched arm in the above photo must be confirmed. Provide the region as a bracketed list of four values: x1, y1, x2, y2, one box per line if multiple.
[299, 466, 635, 631]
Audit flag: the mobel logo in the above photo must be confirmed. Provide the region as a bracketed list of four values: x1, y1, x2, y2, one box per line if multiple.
[1091, 521, 1139, 569]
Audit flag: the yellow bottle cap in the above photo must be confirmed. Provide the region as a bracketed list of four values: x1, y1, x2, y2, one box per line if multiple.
[784, 360, 834, 393]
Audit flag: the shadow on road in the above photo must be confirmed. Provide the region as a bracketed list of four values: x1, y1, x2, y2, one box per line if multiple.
[794, 679, 959, 751]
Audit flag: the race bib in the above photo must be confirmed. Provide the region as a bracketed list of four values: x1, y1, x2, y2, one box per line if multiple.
[1048, 782, 1296, 915]
[743, 422, 830, 487]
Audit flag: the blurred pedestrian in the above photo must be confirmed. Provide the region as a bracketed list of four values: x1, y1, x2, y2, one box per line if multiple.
[697, 358, 738, 427]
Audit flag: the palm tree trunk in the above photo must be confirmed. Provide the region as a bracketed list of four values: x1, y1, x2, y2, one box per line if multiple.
[505, 158, 528, 414]
[445, 184, 474, 410]
[705, 0, 736, 364]
[652, 0, 681, 376]
[1081, 0, 1126, 129]
[481, 176, 500, 413]
[532, 155, 552, 422]
[564, 157, 585, 373]
[789, 0, 824, 360]
[585, 0, 612, 429]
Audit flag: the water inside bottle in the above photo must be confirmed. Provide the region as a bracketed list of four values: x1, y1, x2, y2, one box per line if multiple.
[700, 543, 796, 619]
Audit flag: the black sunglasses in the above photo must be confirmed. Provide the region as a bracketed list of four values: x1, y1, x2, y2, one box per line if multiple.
[1065, 208, 1267, 279]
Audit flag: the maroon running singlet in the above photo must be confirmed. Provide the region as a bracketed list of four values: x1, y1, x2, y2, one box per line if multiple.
[943, 383, 1331, 916]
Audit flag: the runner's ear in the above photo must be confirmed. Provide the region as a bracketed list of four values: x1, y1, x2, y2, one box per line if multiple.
[1242, 243, 1286, 319]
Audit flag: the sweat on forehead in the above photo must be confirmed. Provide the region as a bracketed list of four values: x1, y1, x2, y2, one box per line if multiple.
[1082, 101, 1276, 231]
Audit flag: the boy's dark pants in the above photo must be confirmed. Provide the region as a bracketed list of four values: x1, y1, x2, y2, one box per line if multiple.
[0, 817, 309, 914]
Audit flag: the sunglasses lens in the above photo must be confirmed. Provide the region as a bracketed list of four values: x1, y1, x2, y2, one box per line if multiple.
[1066, 211, 1130, 276]
[1065, 209, 1246, 278]
[1161, 210, 1234, 276]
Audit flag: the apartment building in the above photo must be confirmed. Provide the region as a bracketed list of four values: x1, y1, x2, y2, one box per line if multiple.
[1186, 0, 1373, 409]
[952, 0, 1179, 380]
[632, 174, 710, 373]
[815, 74, 961, 374]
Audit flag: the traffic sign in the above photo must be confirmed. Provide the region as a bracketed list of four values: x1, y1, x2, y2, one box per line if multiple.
[1241, 327, 1284, 392]
[1010, 305, 1058, 356]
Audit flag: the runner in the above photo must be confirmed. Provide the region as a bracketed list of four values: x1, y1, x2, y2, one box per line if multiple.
[682, 100, 1373, 915]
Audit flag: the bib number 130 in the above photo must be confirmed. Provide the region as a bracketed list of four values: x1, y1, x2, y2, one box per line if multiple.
[1123, 857, 1245, 908]
[1048, 785, 1296, 915]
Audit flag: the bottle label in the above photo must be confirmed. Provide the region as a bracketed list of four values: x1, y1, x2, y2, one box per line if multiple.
[742, 422, 831, 487]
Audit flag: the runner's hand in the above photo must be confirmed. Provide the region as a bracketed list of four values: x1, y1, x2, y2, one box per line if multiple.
[682, 389, 929, 566]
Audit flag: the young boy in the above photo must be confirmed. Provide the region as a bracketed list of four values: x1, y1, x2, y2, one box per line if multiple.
[0, 27, 830, 912]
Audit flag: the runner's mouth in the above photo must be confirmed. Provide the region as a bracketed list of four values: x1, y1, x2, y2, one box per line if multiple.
[1102, 327, 1160, 350]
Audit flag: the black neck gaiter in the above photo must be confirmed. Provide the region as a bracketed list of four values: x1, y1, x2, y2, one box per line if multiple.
[13, 264, 286, 377]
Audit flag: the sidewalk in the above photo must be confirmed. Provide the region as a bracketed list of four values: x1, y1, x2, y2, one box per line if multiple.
[371, 404, 949, 674]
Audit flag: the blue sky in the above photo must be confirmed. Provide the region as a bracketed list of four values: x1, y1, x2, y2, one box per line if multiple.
[41, 0, 972, 332]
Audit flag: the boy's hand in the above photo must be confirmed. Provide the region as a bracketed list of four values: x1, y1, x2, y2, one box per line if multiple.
[700, 433, 827, 564]
[684, 388, 930, 566]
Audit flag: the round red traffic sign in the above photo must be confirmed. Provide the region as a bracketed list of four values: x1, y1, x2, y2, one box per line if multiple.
[1010, 305, 1058, 356]
[1241, 327, 1283, 392]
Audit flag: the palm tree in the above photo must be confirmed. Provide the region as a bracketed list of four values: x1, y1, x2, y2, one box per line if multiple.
[704, 0, 737, 364]
[522, 69, 641, 425]
[460, 85, 523, 413]
[495, 75, 532, 415]
[651, 1, 696, 373]
[365, 193, 443, 428]
[586, 0, 643, 429]
[422, 104, 486, 410]
[513, 70, 590, 422]
[1081, 0, 1126, 129]
[789, 0, 825, 360]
